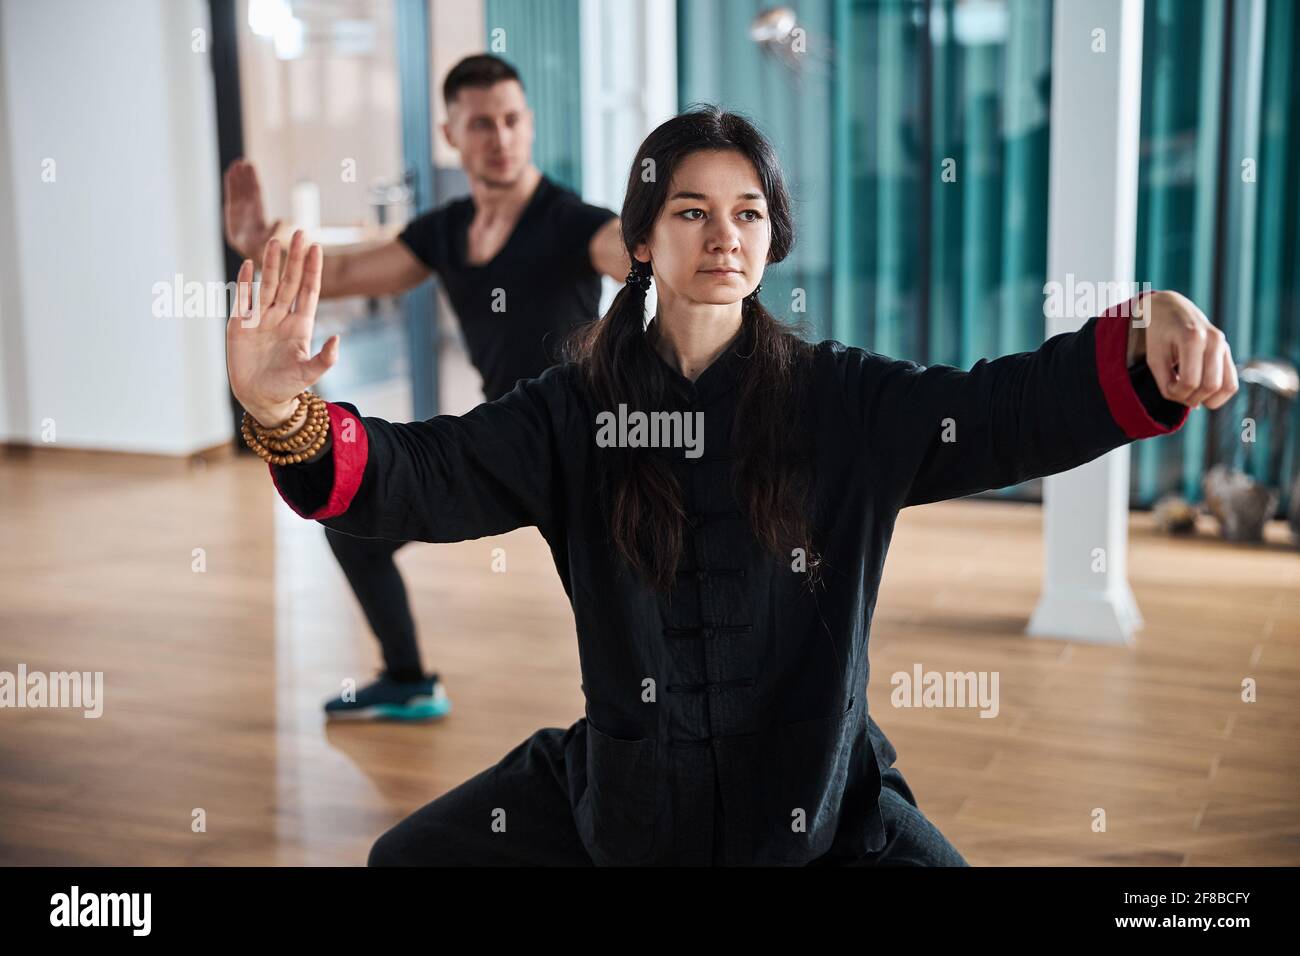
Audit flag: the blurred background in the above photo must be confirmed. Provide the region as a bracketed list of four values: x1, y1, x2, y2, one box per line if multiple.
[0, 0, 1296, 866]
[3, 0, 1298, 502]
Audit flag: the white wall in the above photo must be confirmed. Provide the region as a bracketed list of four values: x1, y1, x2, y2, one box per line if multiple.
[0, 2, 23, 442]
[0, 0, 231, 455]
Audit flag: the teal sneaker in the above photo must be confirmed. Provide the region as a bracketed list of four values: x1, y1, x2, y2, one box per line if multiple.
[324, 671, 452, 721]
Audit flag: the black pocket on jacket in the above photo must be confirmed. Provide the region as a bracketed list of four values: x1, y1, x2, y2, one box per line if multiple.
[581, 719, 659, 865]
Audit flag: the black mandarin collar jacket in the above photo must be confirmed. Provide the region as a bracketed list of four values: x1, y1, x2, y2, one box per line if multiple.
[270, 305, 1187, 866]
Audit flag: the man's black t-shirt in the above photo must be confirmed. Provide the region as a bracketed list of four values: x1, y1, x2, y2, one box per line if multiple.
[398, 175, 617, 402]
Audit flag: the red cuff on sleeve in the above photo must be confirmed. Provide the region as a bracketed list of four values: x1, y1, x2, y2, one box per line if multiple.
[269, 402, 369, 520]
[1094, 291, 1189, 439]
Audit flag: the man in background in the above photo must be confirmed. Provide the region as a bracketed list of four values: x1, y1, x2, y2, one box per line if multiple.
[225, 54, 629, 721]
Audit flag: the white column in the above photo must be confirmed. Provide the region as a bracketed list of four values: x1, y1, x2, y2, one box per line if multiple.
[1027, 0, 1145, 645]
[0, 0, 231, 455]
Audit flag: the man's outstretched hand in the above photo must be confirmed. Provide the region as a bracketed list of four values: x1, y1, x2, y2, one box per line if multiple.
[223, 158, 282, 264]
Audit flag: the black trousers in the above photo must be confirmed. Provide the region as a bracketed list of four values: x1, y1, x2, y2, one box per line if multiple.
[324, 528, 424, 679]
[366, 723, 970, 867]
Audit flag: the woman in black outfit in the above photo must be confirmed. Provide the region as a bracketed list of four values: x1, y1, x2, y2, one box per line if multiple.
[229, 107, 1236, 866]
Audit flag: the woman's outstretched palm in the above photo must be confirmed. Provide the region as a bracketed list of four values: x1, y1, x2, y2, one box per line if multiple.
[227, 230, 339, 425]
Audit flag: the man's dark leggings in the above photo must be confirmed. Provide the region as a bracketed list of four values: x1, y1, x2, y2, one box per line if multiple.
[324, 528, 425, 682]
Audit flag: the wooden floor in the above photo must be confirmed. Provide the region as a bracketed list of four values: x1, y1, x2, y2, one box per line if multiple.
[1, 446, 1297, 866]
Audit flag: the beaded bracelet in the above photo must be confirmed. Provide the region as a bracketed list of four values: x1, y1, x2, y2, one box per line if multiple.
[261, 398, 328, 451]
[241, 391, 332, 465]
[242, 397, 329, 464]
[262, 397, 309, 439]
[245, 392, 329, 460]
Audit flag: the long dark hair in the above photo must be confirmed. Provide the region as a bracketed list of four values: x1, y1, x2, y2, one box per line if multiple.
[566, 105, 819, 592]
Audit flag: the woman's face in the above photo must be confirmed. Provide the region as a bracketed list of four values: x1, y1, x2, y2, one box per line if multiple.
[633, 149, 770, 309]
